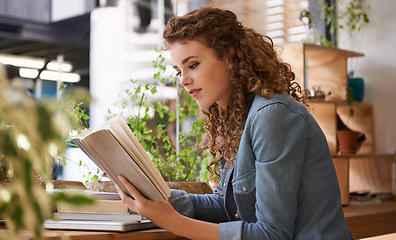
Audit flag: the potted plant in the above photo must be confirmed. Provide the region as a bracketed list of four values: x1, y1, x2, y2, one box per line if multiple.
[108, 50, 214, 194]
[336, 87, 365, 155]
[0, 64, 95, 239]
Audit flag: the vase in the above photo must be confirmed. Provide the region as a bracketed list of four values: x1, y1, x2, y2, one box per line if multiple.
[348, 77, 364, 102]
[337, 130, 359, 154]
[303, 24, 321, 45]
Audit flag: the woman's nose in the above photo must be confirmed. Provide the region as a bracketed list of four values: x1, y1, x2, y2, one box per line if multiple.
[179, 74, 192, 87]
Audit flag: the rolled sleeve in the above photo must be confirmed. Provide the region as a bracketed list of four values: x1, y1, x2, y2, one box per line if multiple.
[170, 189, 194, 218]
[219, 221, 242, 240]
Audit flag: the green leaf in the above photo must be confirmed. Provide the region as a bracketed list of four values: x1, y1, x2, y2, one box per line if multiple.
[349, 108, 355, 118]
[53, 192, 96, 206]
[3, 133, 17, 157]
[23, 159, 33, 192]
[150, 86, 157, 95]
[60, 156, 67, 165]
[36, 104, 52, 141]
[11, 205, 24, 232]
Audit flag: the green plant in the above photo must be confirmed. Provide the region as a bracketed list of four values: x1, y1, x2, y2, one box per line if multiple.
[338, 0, 370, 35]
[345, 86, 364, 126]
[318, 0, 370, 50]
[346, 86, 355, 118]
[299, 9, 333, 46]
[109, 49, 210, 182]
[57, 83, 101, 184]
[299, 9, 314, 29]
[0, 65, 95, 239]
[319, 0, 336, 35]
[339, 0, 370, 76]
[338, 86, 363, 134]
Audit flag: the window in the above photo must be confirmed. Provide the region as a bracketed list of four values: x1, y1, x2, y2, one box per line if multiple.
[208, 0, 309, 44]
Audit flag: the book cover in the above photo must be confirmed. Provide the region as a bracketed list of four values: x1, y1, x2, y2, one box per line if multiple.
[71, 115, 170, 202]
[57, 199, 130, 214]
[44, 219, 156, 232]
[53, 212, 142, 222]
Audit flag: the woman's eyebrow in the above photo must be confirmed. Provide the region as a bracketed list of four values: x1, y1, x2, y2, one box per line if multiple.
[173, 56, 197, 69]
[182, 56, 197, 64]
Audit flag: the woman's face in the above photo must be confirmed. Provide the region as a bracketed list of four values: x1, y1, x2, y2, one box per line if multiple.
[170, 40, 232, 108]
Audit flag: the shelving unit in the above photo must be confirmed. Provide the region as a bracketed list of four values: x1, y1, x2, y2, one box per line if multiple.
[279, 43, 364, 101]
[309, 101, 374, 155]
[279, 43, 394, 205]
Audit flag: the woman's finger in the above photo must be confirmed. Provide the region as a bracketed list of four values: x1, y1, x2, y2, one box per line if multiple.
[115, 184, 126, 201]
[117, 175, 144, 201]
[115, 181, 139, 211]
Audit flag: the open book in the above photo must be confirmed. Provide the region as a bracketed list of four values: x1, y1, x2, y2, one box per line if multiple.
[72, 115, 170, 202]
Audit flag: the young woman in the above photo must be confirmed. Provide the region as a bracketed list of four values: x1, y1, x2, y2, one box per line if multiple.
[116, 7, 354, 239]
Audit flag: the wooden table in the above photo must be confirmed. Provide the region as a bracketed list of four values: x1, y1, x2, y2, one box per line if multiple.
[2, 200, 396, 239]
[344, 200, 396, 239]
[1, 227, 187, 240]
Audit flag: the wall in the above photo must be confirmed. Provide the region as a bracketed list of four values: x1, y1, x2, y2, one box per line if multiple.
[0, 0, 51, 22]
[337, 0, 396, 154]
[52, 0, 96, 22]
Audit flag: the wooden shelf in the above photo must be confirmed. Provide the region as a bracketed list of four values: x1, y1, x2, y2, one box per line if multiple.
[279, 42, 364, 101]
[332, 153, 395, 205]
[344, 200, 396, 239]
[333, 154, 395, 159]
[303, 43, 365, 58]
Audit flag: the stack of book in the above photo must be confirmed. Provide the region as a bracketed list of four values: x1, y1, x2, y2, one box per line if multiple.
[45, 190, 155, 232]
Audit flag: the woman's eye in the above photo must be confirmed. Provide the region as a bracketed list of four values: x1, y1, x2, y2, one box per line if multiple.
[176, 72, 181, 77]
[189, 63, 198, 69]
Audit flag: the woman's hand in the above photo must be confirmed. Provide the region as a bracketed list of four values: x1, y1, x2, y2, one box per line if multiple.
[116, 175, 219, 240]
[116, 175, 177, 228]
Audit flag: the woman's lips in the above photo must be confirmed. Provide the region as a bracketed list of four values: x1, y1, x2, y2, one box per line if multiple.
[188, 89, 201, 98]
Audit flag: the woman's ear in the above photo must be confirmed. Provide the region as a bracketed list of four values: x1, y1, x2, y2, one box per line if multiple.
[225, 47, 235, 70]
[227, 60, 233, 71]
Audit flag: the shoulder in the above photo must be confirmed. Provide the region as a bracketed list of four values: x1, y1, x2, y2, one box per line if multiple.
[247, 93, 307, 124]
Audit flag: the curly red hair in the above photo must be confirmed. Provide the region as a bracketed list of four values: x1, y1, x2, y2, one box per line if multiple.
[163, 7, 307, 180]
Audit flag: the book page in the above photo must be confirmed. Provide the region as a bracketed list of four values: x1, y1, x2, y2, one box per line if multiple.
[81, 129, 167, 202]
[109, 116, 170, 198]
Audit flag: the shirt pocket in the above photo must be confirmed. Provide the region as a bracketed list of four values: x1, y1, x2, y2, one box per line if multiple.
[232, 169, 257, 222]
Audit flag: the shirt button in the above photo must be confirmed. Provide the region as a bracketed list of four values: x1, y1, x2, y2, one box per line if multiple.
[242, 187, 247, 192]
[223, 183, 226, 187]
[235, 213, 240, 219]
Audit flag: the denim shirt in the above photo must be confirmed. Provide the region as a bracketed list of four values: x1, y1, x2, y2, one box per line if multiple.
[171, 93, 354, 239]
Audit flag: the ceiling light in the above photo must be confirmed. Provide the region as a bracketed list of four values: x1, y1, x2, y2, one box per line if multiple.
[47, 61, 73, 72]
[19, 68, 80, 83]
[0, 53, 73, 72]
